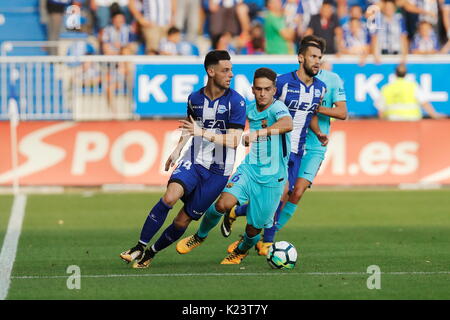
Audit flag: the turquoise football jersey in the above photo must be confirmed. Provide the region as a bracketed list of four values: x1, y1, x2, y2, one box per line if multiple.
[305, 69, 346, 151]
[240, 99, 291, 186]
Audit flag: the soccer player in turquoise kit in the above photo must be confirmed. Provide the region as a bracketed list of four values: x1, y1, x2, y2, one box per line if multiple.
[176, 67, 293, 264]
[224, 36, 347, 256]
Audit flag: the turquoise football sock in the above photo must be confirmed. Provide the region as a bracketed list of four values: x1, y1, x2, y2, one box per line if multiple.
[276, 201, 297, 230]
[197, 203, 224, 239]
[237, 232, 261, 252]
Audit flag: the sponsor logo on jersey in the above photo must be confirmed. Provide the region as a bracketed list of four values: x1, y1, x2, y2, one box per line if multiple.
[217, 104, 227, 114]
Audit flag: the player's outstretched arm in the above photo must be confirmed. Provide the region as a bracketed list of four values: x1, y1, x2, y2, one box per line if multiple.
[309, 114, 328, 146]
[179, 116, 244, 149]
[243, 116, 293, 147]
[317, 101, 348, 120]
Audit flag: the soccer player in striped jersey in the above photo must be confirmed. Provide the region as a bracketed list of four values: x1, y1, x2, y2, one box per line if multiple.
[222, 36, 335, 255]
[176, 67, 293, 264]
[120, 50, 247, 268]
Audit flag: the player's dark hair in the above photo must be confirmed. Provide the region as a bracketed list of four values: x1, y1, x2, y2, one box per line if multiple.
[298, 35, 326, 55]
[204, 50, 231, 72]
[253, 67, 277, 85]
[168, 26, 181, 35]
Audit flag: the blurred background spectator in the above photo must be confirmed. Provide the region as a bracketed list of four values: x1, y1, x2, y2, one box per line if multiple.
[28, 0, 450, 57]
[204, 0, 251, 47]
[264, 0, 296, 54]
[90, 0, 132, 32]
[159, 26, 199, 55]
[129, 0, 176, 54]
[371, 0, 409, 63]
[341, 17, 371, 63]
[174, 0, 201, 43]
[241, 22, 265, 54]
[100, 4, 137, 55]
[41, 0, 74, 55]
[304, 0, 342, 54]
[410, 20, 440, 53]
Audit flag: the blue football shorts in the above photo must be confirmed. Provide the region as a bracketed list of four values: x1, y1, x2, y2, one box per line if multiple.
[168, 159, 228, 220]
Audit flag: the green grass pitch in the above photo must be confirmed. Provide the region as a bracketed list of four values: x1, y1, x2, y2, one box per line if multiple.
[1, 189, 449, 300]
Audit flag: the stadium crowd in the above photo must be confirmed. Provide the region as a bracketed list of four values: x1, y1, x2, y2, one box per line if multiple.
[41, 0, 450, 59]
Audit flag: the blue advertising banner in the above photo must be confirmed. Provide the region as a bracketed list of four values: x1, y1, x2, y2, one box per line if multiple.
[134, 58, 450, 118]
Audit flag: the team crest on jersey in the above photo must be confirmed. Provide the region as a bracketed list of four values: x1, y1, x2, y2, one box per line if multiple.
[217, 104, 227, 114]
[314, 89, 322, 98]
[226, 182, 234, 188]
[261, 119, 268, 128]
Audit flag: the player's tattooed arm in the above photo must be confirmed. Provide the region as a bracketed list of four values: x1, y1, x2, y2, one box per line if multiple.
[179, 116, 243, 148]
[317, 101, 348, 120]
[309, 114, 328, 146]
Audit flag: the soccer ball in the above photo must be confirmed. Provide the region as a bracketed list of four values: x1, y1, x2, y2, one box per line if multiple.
[266, 241, 297, 270]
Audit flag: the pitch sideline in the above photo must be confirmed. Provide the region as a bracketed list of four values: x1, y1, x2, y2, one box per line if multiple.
[10, 271, 450, 280]
[0, 194, 27, 300]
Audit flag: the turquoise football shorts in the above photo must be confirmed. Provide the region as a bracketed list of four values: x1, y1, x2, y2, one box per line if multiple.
[223, 166, 285, 229]
[297, 149, 325, 184]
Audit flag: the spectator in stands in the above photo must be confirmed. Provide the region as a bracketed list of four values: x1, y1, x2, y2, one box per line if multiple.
[304, 0, 342, 54]
[211, 31, 238, 54]
[295, 0, 325, 36]
[264, 0, 295, 54]
[283, 0, 303, 43]
[42, 0, 74, 55]
[129, 0, 176, 54]
[205, 0, 251, 45]
[410, 20, 440, 53]
[371, 0, 408, 63]
[241, 22, 265, 54]
[397, 0, 438, 41]
[101, 6, 137, 55]
[375, 63, 446, 120]
[159, 26, 199, 55]
[90, 0, 132, 32]
[340, 17, 371, 63]
[340, 4, 365, 28]
[175, 0, 201, 42]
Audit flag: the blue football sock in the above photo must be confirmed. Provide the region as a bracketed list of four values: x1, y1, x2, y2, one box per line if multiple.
[263, 201, 283, 243]
[197, 203, 224, 239]
[237, 232, 261, 252]
[153, 223, 187, 252]
[276, 201, 297, 231]
[234, 204, 248, 217]
[139, 198, 172, 245]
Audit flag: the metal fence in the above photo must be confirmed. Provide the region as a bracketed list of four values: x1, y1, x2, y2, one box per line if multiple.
[0, 55, 138, 121]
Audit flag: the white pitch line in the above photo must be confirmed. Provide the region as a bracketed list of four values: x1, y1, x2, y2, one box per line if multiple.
[10, 271, 450, 280]
[0, 194, 27, 300]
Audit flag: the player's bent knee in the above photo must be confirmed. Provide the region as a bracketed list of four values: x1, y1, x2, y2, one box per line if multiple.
[215, 200, 230, 215]
[245, 224, 261, 238]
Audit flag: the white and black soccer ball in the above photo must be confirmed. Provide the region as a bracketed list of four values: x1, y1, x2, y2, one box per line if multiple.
[266, 241, 297, 270]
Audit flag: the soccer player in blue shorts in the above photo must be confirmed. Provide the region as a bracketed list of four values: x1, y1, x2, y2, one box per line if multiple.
[224, 36, 347, 256]
[119, 50, 247, 268]
[175, 67, 293, 264]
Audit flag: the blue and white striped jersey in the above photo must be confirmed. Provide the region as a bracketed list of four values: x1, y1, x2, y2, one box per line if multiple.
[275, 71, 326, 154]
[184, 87, 247, 176]
[142, 0, 172, 26]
